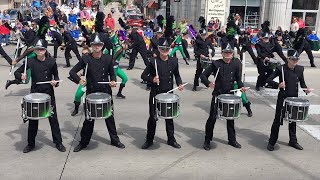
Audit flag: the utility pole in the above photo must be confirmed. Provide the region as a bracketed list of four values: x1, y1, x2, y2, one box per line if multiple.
[166, 0, 170, 18]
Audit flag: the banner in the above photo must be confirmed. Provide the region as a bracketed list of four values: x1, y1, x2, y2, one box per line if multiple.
[206, 0, 227, 26]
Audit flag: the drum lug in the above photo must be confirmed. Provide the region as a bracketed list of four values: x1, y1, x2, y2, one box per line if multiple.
[85, 108, 91, 120]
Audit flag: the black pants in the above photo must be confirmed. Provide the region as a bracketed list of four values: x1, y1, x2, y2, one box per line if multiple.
[299, 45, 315, 65]
[256, 59, 273, 88]
[205, 96, 236, 142]
[269, 92, 297, 145]
[146, 89, 175, 143]
[65, 43, 81, 66]
[28, 95, 62, 146]
[129, 45, 148, 68]
[240, 45, 257, 64]
[53, 41, 62, 58]
[79, 100, 120, 146]
[182, 39, 190, 59]
[194, 57, 203, 87]
[0, 46, 12, 65]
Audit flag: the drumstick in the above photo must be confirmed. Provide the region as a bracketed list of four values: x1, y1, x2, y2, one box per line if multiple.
[97, 82, 122, 84]
[213, 67, 220, 83]
[155, 59, 159, 85]
[230, 87, 250, 92]
[22, 57, 28, 83]
[301, 88, 314, 91]
[36, 80, 63, 84]
[166, 83, 188, 93]
[10, 39, 21, 75]
[282, 66, 285, 91]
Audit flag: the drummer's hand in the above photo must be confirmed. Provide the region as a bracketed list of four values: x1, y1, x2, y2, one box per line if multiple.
[79, 79, 86, 86]
[304, 87, 312, 94]
[21, 73, 26, 80]
[279, 82, 286, 89]
[109, 81, 117, 87]
[50, 80, 57, 86]
[200, 54, 206, 58]
[153, 53, 157, 57]
[209, 82, 215, 89]
[240, 87, 246, 92]
[12, 60, 17, 66]
[264, 57, 270, 61]
[178, 84, 184, 91]
[153, 75, 160, 84]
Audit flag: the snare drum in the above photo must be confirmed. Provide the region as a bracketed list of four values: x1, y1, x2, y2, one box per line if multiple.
[85, 93, 113, 119]
[22, 93, 52, 120]
[155, 93, 180, 119]
[200, 58, 213, 69]
[283, 97, 310, 122]
[217, 94, 241, 120]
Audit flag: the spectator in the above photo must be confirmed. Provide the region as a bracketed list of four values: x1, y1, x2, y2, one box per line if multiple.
[70, 25, 80, 39]
[234, 14, 243, 28]
[87, 16, 95, 31]
[14, 19, 23, 31]
[0, 20, 11, 46]
[207, 17, 215, 32]
[30, 0, 41, 11]
[45, 7, 54, 18]
[290, 18, 299, 33]
[275, 26, 283, 36]
[61, 12, 68, 23]
[65, 21, 74, 31]
[23, 7, 32, 21]
[0, 10, 3, 19]
[308, 31, 319, 41]
[297, 17, 305, 29]
[91, 7, 97, 18]
[3, 11, 10, 21]
[104, 13, 115, 29]
[68, 10, 77, 25]
[85, 0, 92, 8]
[79, 7, 90, 20]
[49, 0, 58, 13]
[31, 7, 41, 20]
[213, 18, 220, 31]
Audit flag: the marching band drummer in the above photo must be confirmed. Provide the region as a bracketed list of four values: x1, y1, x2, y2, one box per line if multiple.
[14, 39, 66, 153]
[200, 44, 246, 151]
[266, 51, 311, 151]
[140, 37, 184, 149]
[69, 33, 125, 152]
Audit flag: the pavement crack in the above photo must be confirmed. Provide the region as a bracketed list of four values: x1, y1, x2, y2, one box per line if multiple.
[147, 150, 199, 179]
[58, 114, 83, 180]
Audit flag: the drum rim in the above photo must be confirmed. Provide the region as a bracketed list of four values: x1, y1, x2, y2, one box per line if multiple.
[284, 97, 310, 107]
[23, 93, 51, 103]
[86, 92, 112, 103]
[155, 93, 180, 103]
[217, 94, 241, 103]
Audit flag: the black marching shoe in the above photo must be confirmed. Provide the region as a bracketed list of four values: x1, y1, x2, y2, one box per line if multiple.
[5, 79, 19, 90]
[141, 141, 153, 149]
[111, 141, 125, 149]
[167, 141, 181, 149]
[288, 142, 303, 150]
[71, 101, 80, 116]
[243, 102, 253, 117]
[267, 143, 275, 151]
[192, 86, 197, 91]
[116, 94, 126, 99]
[311, 63, 316, 67]
[184, 59, 189, 65]
[255, 86, 260, 91]
[203, 140, 211, 151]
[127, 67, 133, 70]
[23, 144, 35, 153]
[73, 143, 87, 152]
[56, 143, 66, 152]
[116, 84, 126, 99]
[228, 141, 242, 148]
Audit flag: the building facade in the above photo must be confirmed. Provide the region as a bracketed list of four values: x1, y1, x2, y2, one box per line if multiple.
[165, 0, 320, 33]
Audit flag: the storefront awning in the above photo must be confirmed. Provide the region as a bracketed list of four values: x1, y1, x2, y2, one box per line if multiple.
[145, 0, 156, 8]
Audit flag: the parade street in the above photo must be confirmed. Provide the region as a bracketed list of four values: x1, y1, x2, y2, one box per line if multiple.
[0, 43, 319, 179]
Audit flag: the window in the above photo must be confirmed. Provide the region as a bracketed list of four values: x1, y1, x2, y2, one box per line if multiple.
[292, 0, 319, 10]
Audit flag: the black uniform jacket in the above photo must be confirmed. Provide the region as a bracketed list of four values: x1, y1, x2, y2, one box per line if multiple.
[141, 56, 182, 93]
[69, 53, 116, 94]
[200, 58, 244, 96]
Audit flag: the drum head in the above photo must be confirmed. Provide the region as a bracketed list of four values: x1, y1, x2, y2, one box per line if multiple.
[217, 94, 241, 104]
[285, 97, 310, 107]
[23, 93, 51, 103]
[155, 93, 180, 103]
[86, 93, 111, 104]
